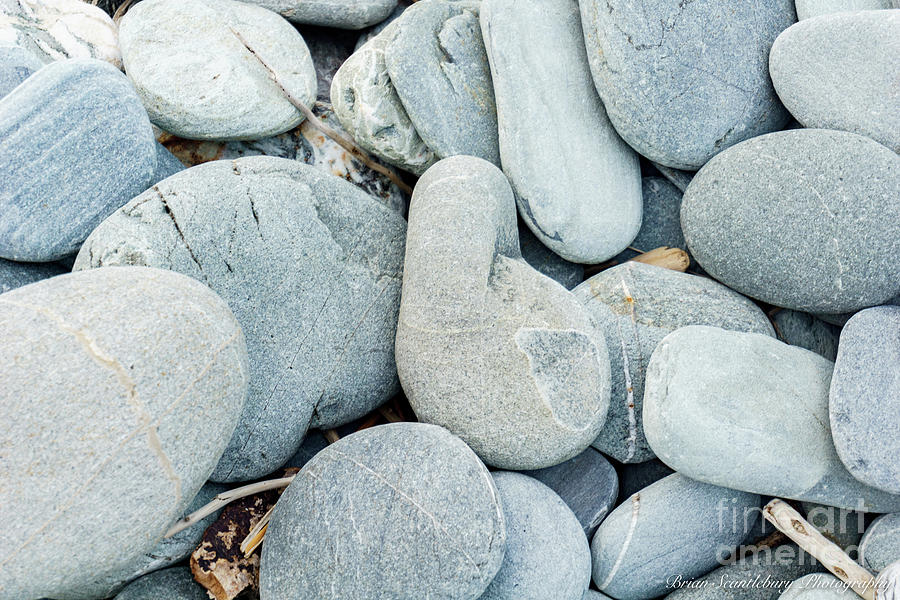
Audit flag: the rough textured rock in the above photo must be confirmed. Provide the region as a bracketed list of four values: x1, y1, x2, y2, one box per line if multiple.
[829, 306, 900, 494]
[643, 326, 900, 512]
[480, 472, 591, 600]
[779, 573, 858, 599]
[572, 262, 774, 463]
[681, 129, 900, 313]
[114, 567, 209, 600]
[481, 0, 641, 264]
[395, 156, 611, 470]
[613, 177, 687, 263]
[591, 474, 760, 600]
[118, 0, 317, 140]
[0, 58, 156, 261]
[860, 513, 900, 572]
[385, 0, 499, 164]
[770, 10, 900, 153]
[794, 0, 894, 19]
[0, 257, 66, 293]
[578, 0, 794, 169]
[773, 309, 841, 361]
[0, 44, 41, 97]
[519, 223, 584, 290]
[239, 0, 398, 28]
[260, 423, 506, 600]
[331, 20, 436, 175]
[0, 267, 249, 600]
[520, 447, 618, 538]
[75, 157, 406, 483]
[0, 0, 122, 68]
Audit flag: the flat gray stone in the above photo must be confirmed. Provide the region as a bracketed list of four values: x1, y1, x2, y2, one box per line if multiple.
[240, 0, 398, 28]
[613, 177, 687, 263]
[0, 58, 156, 261]
[519, 223, 584, 290]
[479, 472, 591, 600]
[616, 458, 674, 501]
[260, 423, 506, 600]
[770, 10, 900, 153]
[578, 0, 794, 169]
[779, 573, 858, 599]
[114, 567, 208, 600]
[591, 473, 760, 600]
[830, 306, 900, 494]
[0, 44, 41, 97]
[331, 20, 437, 175]
[481, 0, 641, 263]
[773, 310, 841, 361]
[573, 262, 774, 463]
[119, 0, 317, 140]
[385, 0, 499, 164]
[794, 0, 894, 19]
[75, 156, 406, 482]
[643, 326, 900, 511]
[860, 513, 900, 572]
[0, 257, 66, 293]
[151, 142, 185, 185]
[0, 266, 248, 599]
[396, 156, 611, 470]
[682, 129, 900, 313]
[520, 446, 618, 538]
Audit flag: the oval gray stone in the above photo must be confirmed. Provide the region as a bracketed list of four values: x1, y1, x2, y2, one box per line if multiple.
[591, 473, 760, 600]
[0, 58, 156, 261]
[395, 156, 611, 470]
[681, 129, 900, 313]
[75, 156, 406, 483]
[237, 0, 398, 28]
[385, 0, 499, 164]
[260, 423, 506, 600]
[0, 266, 248, 599]
[643, 326, 900, 511]
[794, 0, 894, 19]
[829, 306, 900, 494]
[770, 10, 900, 153]
[613, 177, 687, 263]
[481, 0, 641, 263]
[0, 257, 67, 293]
[773, 309, 840, 361]
[578, 0, 794, 169]
[860, 513, 900, 572]
[479, 471, 591, 600]
[114, 567, 208, 600]
[779, 573, 858, 599]
[118, 0, 317, 140]
[0, 45, 42, 97]
[572, 262, 774, 463]
[519, 223, 584, 290]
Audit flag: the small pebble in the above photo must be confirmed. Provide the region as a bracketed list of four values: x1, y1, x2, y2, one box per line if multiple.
[613, 177, 688, 263]
[773, 309, 841, 361]
[114, 567, 208, 600]
[859, 513, 900, 572]
[519, 223, 585, 290]
[0, 257, 67, 293]
[238, 0, 398, 28]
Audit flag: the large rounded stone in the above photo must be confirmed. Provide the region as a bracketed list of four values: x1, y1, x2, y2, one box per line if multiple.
[572, 262, 774, 463]
[643, 326, 900, 511]
[578, 0, 794, 169]
[385, 0, 499, 164]
[480, 0, 641, 264]
[238, 0, 398, 28]
[0, 267, 248, 599]
[830, 306, 900, 494]
[479, 472, 591, 600]
[114, 567, 208, 600]
[0, 58, 156, 261]
[770, 10, 900, 153]
[860, 513, 900, 572]
[395, 156, 611, 470]
[794, 0, 894, 20]
[75, 156, 407, 482]
[681, 129, 900, 313]
[118, 0, 317, 140]
[260, 423, 506, 600]
[591, 474, 760, 600]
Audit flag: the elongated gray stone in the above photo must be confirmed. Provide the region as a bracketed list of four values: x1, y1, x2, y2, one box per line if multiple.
[238, 0, 397, 28]
[682, 129, 900, 313]
[260, 423, 506, 600]
[0, 267, 248, 600]
[643, 326, 900, 511]
[395, 156, 611, 470]
[773, 310, 840, 361]
[0, 58, 156, 261]
[573, 262, 774, 463]
[480, 472, 590, 600]
[830, 306, 900, 494]
[0, 257, 66, 293]
[794, 0, 894, 19]
[860, 513, 900, 572]
[0, 45, 41, 97]
[385, 0, 499, 164]
[331, 20, 436, 175]
[119, 0, 317, 140]
[114, 567, 208, 600]
[519, 223, 584, 290]
[779, 573, 858, 599]
[591, 474, 760, 600]
[75, 157, 406, 483]
[578, 0, 794, 170]
[770, 10, 900, 153]
[481, 0, 641, 264]
[613, 177, 687, 263]
[520, 447, 618, 538]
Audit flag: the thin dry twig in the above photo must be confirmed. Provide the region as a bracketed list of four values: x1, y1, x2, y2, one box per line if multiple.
[112, 0, 136, 22]
[323, 429, 340, 444]
[240, 505, 274, 557]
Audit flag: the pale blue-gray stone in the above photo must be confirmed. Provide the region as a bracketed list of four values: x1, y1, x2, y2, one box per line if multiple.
[519, 223, 584, 290]
[794, 0, 894, 20]
[260, 423, 506, 600]
[643, 326, 900, 512]
[0, 45, 41, 97]
[578, 0, 794, 169]
[773, 310, 841, 361]
[573, 262, 774, 463]
[479, 472, 590, 600]
[681, 129, 900, 313]
[481, 0, 641, 264]
[75, 157, 406, 483]
[591, 473, 760, 600]
[0, 257, 66, 293]
[584, 592, 613, 600]
[613, 177, 687, 263]
[151, 142, 185, 185]
[830, 306, 900, 494]
[779, 573, 858, 599]
[0, 58, 156, 261]
[651, 162, 693, 193]
[114, 567, 208, 600]
[238, 0, 398, 28]
[860, 513, 900, 572]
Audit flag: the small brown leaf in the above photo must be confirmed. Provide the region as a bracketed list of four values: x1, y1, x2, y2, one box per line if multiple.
[628, 246, 690, 272]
